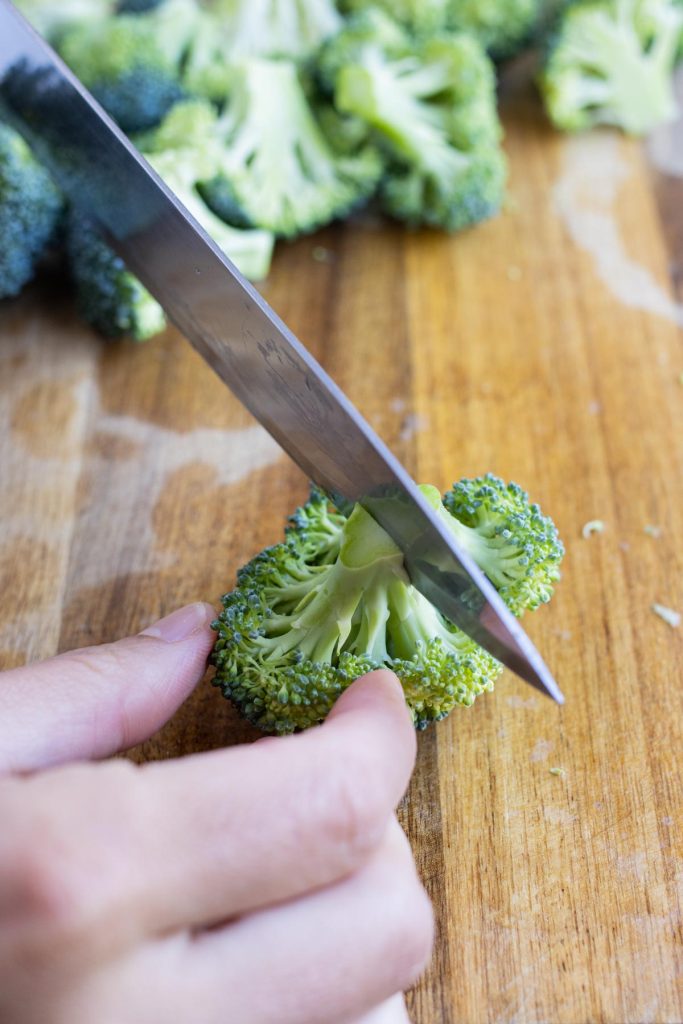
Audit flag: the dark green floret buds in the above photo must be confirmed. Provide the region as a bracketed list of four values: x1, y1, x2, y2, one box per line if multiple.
[211, 475, 564, 734]
[57, 0, 200, 131]
[0, 123, 63, 300]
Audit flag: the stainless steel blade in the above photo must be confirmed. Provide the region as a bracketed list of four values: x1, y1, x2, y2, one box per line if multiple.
[0, 0, 564, 702]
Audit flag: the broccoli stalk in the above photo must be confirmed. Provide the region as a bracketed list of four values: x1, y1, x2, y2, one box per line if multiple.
[139, 100, 276, 280]
[200, 59, 383, 238]
[540, 0, 683, 135]
[0, 123, 63, 300]
[211, 475, 564, 734]
[57, 0, 200, 132]
[319, 10, 506, 232]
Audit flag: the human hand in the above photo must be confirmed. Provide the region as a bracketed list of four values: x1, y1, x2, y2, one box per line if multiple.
[0, 603, 433, 1024]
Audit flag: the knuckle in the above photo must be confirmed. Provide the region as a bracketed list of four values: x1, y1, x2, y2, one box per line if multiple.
[379, 868, 435, 990]
[312, 750, 387, 866]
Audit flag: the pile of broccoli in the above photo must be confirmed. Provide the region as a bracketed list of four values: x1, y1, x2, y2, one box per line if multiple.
[211, 474, 565, 733]
[3, 0, 683, 336]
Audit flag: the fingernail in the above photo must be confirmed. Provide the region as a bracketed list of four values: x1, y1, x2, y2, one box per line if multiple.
[140, 602, 214, 643]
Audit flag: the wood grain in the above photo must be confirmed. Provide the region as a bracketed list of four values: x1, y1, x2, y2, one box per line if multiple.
[1, 76, 682, 1022]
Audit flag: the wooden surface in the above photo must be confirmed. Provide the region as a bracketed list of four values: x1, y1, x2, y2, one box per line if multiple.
[1, 76, 682, 1023]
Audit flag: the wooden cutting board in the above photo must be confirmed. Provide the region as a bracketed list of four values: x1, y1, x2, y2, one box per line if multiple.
[1, 76, 682, 1023]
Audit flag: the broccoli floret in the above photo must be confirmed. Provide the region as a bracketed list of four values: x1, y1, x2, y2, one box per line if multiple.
[209, 0, 343, 61]
[340, 0, 451, 33]
[0, 123, 63, 300]
[211, 476, 563, 734]
[440, 475, 564, 616]
[139, 100, 276, 279]
[65, 99, 274, 339]
[11, 0, 117, 42]
[320, 10, 506, 232]
[57, 0, 200, 131]
[66, 209, 167, 341]
[199, 59, 383, 238]
[448, 0, 543, 60]
[539, 0, 683, 135]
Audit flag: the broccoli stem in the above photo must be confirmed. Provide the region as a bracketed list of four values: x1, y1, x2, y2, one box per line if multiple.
[574, 6, 680, 133]
[337, 57, 467, 176]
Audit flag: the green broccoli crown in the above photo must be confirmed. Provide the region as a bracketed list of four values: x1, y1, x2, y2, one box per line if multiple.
[539, 0, 683, 135]
[210, 0, 343, 61]
[66, 209, 166, 341]
[442, 474, 565, 616]
[212, 475, 563, 735]
[200, 58, 383, 239]
[0, 123, 63, 300]
[138, 100, 276, 280]
[12, 0, 116, 42]
[57, 0, 199, 131]
[448, 0, 542, 60]
[322, 12, 506, 231]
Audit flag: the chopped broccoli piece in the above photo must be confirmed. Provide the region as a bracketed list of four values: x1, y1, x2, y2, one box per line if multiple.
[441, 475, 564, 616]
[320, 10, 507, 232]
[66, 209, 167, 341]
[651, 602, 681, 627]
[57, 0, 200, 131]
[11, 0, 116, 42]
[209, 0, 343, 61]
[539, 0, 683, 135]
[448, 0, 543, 60]
[0, 123, 63, 300]
[199, 59, 383, 238]
[139, 100, 276, 279]
[582, 519, 605, 538]
[211, 475, 564, 734]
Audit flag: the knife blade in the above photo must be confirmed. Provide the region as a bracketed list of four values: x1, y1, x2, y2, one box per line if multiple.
[0, 0, 564, 703]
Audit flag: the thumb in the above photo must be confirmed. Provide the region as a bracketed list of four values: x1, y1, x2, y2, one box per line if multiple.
[0, 603, 215, 775]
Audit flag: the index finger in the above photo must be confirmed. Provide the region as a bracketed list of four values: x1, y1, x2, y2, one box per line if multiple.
[7, 671, 417, 949]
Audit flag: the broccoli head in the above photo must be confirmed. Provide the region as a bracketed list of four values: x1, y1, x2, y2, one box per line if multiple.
[57, 0, 200, 131]
[209, 0, 343, 61]
[448, 0, 543, 60]
[0, 123, 63, 300]
[211, 475, 563, 734]
[199, 59, 383, 238]
[319, 10, 507, 232]
[66, 210, 166, 341]
[539, 0, 683, 135]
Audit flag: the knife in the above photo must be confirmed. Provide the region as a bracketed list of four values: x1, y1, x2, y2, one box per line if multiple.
[0, 0, 563, 703]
